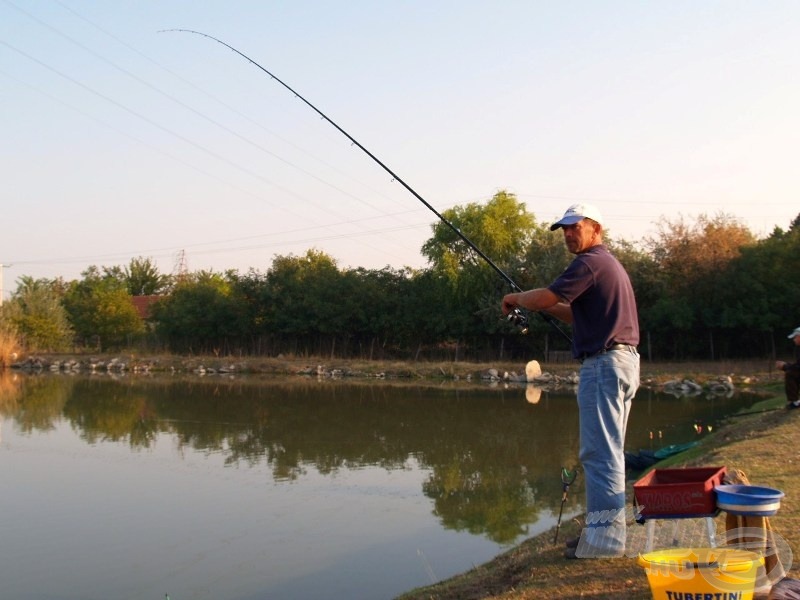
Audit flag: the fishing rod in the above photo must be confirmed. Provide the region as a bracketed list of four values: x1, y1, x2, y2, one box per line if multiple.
[165, 29, 572, 343]
[553, 467, 578, 544]
[725, 406, 787, 418]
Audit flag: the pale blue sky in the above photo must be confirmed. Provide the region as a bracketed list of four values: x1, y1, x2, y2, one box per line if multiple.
[2, 1, 799, 298]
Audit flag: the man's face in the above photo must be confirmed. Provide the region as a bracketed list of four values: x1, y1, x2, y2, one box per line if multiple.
[561, 219, 599, 254]
[793, 336, 800, 347]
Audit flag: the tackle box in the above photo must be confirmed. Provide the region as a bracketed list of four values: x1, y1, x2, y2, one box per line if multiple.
[633, 466, 727, 518]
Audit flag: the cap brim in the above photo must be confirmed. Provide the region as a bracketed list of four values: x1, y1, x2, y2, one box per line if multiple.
[550, 215, 585, 231]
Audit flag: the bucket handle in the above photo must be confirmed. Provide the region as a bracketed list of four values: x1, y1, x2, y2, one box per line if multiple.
[690, 561, 719, 569]
[639, 559, 720, 570]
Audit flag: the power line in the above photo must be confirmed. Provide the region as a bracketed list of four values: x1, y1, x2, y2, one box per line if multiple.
[1, 3, 426, 263]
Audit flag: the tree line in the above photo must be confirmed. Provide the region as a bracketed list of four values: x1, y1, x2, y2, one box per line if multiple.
[2, 191, 799, 362]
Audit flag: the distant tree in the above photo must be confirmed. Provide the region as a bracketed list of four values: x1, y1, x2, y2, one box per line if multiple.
[790, 212, 800, 232]
[0, 317, 19, 367]
[231, 269, 271, 342]
[347, 266, 416, 358]
[1, 276, 74, 351]
[718, 219, 800, 352]
[151, 270, 247, 354]
[63, 267, 145, 349]
[123, 256, 171, 296]
[261, 250, 343, 355]
[646, 213, 754, 288]
[402, 269, 463, 358]
[643, 213, 756, 358]
[421, 191, 541, 348]
[422, 190, 535, 280]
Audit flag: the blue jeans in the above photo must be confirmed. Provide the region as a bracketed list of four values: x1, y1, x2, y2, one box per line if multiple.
[575, 347, 639, 557]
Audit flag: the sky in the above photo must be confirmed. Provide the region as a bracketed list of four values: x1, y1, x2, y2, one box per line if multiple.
[2, 1, 799, 300]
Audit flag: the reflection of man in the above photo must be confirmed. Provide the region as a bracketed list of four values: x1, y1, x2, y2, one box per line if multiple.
[501, 203, 639, 559]
[776, 326, 800, 409]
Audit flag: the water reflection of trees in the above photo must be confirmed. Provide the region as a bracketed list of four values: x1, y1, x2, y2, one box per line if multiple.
[2, 373, 71, 432]
[5, 376, 575, 542]
[5, 375, 757, 544]
[62, 383, 160, 447]
[0, 371, 22, 416]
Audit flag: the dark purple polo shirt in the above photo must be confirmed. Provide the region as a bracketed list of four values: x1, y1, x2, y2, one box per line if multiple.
[548, 245, 639, 358]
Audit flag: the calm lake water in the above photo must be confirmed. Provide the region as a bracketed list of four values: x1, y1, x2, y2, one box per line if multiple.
[0, 371, 762, 600]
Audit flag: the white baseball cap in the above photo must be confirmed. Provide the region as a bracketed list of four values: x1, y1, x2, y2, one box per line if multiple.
[550, 203, 604, 231]
[788, 327, 800, 339]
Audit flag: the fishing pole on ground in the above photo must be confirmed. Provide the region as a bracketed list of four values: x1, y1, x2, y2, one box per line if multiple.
[553, 466, 578, 544]
[725, 406, 789, 418]
[163, 29, 572, 345]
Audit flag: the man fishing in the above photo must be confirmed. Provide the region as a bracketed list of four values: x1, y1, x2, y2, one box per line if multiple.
[776, 326, 800, 410]
[501, 203, 640, 559]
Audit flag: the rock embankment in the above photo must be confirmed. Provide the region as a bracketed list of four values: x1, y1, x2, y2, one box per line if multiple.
[10, 355, 240, 376]
[659, 375, 747, 397]
[9, 355, 762, 397]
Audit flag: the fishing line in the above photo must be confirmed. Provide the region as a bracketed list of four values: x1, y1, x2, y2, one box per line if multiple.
[165, 29, 572, 344]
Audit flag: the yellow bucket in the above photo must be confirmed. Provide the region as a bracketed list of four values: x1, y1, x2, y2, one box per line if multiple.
[637, 548, 763, 600]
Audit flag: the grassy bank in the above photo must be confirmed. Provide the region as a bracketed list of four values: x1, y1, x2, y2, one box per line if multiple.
[397, 392, 799, 599]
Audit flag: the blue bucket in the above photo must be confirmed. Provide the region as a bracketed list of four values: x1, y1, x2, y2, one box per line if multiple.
[714, 484, 784, 516]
